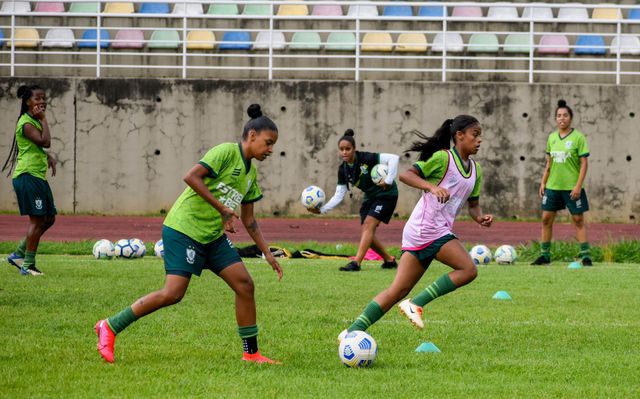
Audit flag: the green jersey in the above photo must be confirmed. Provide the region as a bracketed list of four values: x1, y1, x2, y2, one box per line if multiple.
[13, 113, 47, 180]
[545, 129, 590, 190]
[413, 149, 482, 201]
[163, 143, 263, 244]
[337, 151, 398, 201]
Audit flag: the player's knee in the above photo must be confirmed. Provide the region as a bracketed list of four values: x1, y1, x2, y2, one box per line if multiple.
[43, 216, 55, 229]
[162, 288, 185, 305]
[466, 266, 478, 282]
[236, 277, 255, 297]
[541, 215, 554, 226]
[572, 217, 584, 228]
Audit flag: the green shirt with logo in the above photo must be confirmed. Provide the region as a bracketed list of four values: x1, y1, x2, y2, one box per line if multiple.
[337, 151, 398, 201]
[413, 149, 482, 201]
[163, 143, 263, 244]
[13, 113, 48, 180]
[545, 129, 590, 190]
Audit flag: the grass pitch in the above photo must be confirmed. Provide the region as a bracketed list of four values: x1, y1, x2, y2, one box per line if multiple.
[1, 255, 639, 398]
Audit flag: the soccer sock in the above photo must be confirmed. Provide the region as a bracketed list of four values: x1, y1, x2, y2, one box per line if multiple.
[541, 242, 551, 259]
[579, 242, 591, 259]
[411, 273, 457, 307]
[347, 301, 385, 332]
[15, 239, 27, 257]
[107, 307, 138, 335]
[238, 325, 259, 354]
[23, 250, 36, 268]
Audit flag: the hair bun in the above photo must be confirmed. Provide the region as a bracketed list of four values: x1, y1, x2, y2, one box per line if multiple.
[17, 85, 28, 98]
[557, 99, 567, 108]
[344, 128, 355, 137]
[247, 104, 263, 119]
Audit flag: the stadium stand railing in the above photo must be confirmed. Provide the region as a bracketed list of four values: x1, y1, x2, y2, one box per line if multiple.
[1, 1, 639, 83]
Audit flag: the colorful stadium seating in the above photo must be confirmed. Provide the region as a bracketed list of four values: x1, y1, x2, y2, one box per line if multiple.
[522, 4, 554, 20]
[383, 5, 413, 17]
[418, 5, 444, 17]
[538, 35, 570, 54]
[10, 28, 39, 47]
[207, 3, 238, 15]
[290, 32, 321, 50]
[395, 33, 427, 52]
[148, 30, 180, 49]
[277, 2, 308, 16]
[575, 35, 606, 55]
[504, 33, 532, 53]
[0, 30, 4, 46]
[69, 2, 99, 13]
[557, 5, 589, 21]
[104, 2, 134, 14]
[452, 6, 482, 18]
[326, 32, 356, 51]
[347, 4, 378, 17]
[487, 5, 519, 20]
[43, 28, 75, 48]
[311, 4, 342, 17]
[112, 29, 145, 49]
[172, 3, 203, 15]
[35, 2, 65, 13]
[242, 2, 270, 16]
[468, 33, 500, 53]
[139, 3, 170, 14]
[78, 29, 110, 48]
[1, 1, 30, 13]
[591, 7, 621, 20]
[629, 9, 640, 20]
[610, 36, 640, 55]
[219, 31, 252, 50]
[361, 32, 393, 52]
[253, 31, 286, 50]
[431, 33, 464, 52]
[186, 30, 215, 50]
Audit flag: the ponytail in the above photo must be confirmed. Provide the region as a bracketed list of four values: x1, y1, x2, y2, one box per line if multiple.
[406, 115, 479, 161]
[2, 84, 42, 176]
[242, 103, 278, 139]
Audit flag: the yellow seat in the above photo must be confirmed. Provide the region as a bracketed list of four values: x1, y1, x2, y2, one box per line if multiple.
[10, 28, 39, 48]
[277, 2, 308, 16]
[187, 30, 215, 50]
[361, 32, 392, 52]
[396, 33, 427, 52]
[592, 7, 621, 20]
[104, 2, 134, 13]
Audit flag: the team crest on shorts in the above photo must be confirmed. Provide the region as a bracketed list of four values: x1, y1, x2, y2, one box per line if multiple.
[186, 247, 196, 265]
[35, 198, 43, 210]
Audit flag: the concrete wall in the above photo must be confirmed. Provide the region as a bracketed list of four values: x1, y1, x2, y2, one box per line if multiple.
[0, 78, 638, 222]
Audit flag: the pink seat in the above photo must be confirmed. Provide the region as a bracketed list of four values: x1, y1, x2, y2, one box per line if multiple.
[34, 2, 65, 12]
[311, 4, 343, 16]
[452, 6, 483, 18]
[112, 29, 145, 49]
[538, 35, 570, 54]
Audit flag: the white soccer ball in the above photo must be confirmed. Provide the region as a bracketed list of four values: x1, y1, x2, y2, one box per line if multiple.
[154, 239, 164, 258]
[469, 244, 492, 265]
[300, 185, 325, 210]
[338, 331, 378, 368]
[130, 238, 146, 258]
[371, 164, 388, 186]
[92, 239, 115, 260]
[114, 239, 136, 259]
[494, 245, 517, 264]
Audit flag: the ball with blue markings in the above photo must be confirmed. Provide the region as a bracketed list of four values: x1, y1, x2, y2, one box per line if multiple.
[154, 239, 164, 258]
[114, 239, 136, 259]
[339, 331, 378, 368]
[469, 244, 492, 265]
[300, 185, 325, 210]
[494, 245, 517, 264]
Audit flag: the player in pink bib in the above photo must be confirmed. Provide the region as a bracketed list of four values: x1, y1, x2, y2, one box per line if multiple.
[340, 115, 493, 336]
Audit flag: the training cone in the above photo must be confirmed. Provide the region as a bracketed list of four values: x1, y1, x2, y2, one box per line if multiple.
[492, 291, 512, 300]
[415, 342, 441, 353]
[568, 261, 583, 270]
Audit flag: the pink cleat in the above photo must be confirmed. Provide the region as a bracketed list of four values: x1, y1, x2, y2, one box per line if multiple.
[95, 320, 116, 363]
[242, 351, 282, 364]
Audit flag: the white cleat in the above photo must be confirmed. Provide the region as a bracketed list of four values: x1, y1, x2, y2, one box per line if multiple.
[337, 329, 348, 344]
[398, 299, 424, 329]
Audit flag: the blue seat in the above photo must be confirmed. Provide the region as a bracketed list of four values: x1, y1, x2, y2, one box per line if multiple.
[139, 3, 170, 14]
[219, 31, 251, 50]
[78, 29, 110, 48]
[575, 35, 606, 55]
[383, 5, 412, 17]
[418, 5, 444, 17]
[629, 9, 640, 20]
[0, 30, 4, 46]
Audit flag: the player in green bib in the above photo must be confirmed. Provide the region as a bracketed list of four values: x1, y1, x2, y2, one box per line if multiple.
[96, 104, 282, 364]
[532, 100, 592, 266]
[2, 85, 57, 276]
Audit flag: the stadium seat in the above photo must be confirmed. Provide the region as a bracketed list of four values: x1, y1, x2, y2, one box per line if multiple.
[69, 2, 99, 13]
[311, 4, 342, 16]
[148, 30, 180, 49]
[347, 5, 378, 17]
[504, 33, 532, 53]
[139, 3, 170, 14]
[104, 2, 134, 14]
[1, 1, 30, 13]
[361, 32, 393, 52]
[207, 3, 238, 15]
[575, 35, 606, 55]
[382, 5, 413, 17]
[219, 31, 252, 50]
[557, 4, 589, 21]
[290, 31, 321, 50]
[452, 6, 482, 18]
[468, 33, 500, 53]
[78, 29, 110, 48]
[111, 29, 145, 49]
[487, 5, 519, 19]
[522, 4, 553, 20]
[253, 31, 286, 50]
[592, 7, 621, 20]
[418, 5, 444, 17]
[186, 30, 215, 50]
[242, 3, 271, 16]
[10, 28, 39, 47]
[35, 2, 65, 12]
[610, 36, 640, 55]
[538, 35, 570, 54]
[277, 2, 308, 16]
[0, 30, 4, 46]
[326, 32, 356, 51]
[629, 9, 640, 20]
[395, 33, 427, 52]
[43, 28, 75, 48]
[431, 32, 464, 52]
[173, 3, 203, 15]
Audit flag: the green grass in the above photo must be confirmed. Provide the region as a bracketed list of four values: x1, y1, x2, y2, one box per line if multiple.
[1, 255, 639, 398]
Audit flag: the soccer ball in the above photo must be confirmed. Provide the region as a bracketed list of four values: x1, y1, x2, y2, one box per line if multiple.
[154, 240, 164, 258]
[338, 331, 378, 368]
[300, 185, 325, 210]
[494, 245, 517, 264]
[469, 244, 492, 265]
[92, 239, 115, 260]
[130, 238, 146, 258]
[114, 239, 136, 259]
[370, 164, 388, 186]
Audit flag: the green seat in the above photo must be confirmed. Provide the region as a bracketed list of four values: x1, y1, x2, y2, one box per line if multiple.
[504, 33, 531, 54]
[242, 2, 271, 15]
[326, 32, 356, 51]
[69, 2, 99, 12]
[148, 30, 180, 49]
[207, 3, 239, 15]
[290, 32, 321, 50]
[468, 33, 499, 53]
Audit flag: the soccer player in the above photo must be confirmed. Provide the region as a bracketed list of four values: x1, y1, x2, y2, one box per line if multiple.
[532, 100, 592, 266]
[340, 115, 492, 336]
[95, 104, 282, 364]
[2, 85, 57, 276]
[309, 129, 400, 272]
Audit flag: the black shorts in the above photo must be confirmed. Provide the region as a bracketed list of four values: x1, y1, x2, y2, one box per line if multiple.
[541, 188, 589, 215]
[12, 173, 57, 216]
[359, 195, 397, 224]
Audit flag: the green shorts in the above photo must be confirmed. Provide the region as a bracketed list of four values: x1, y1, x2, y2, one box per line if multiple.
[162, 225, 242, 278]
[403, 234, 457, 270]
[541, 188, 589, 214]
[12, 173, 57, 216]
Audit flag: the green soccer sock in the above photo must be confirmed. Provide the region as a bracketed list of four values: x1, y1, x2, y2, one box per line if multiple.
[15, 239, 27, 258]
[541, 242, 551, 260]
[347, 301, 385, 332]
[238, 325, 259, 354]
[411, 273, 457, 307]
[23, 250, 36, 268]
[107, 307, 138, 335]
[579, 242, 591, 259]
